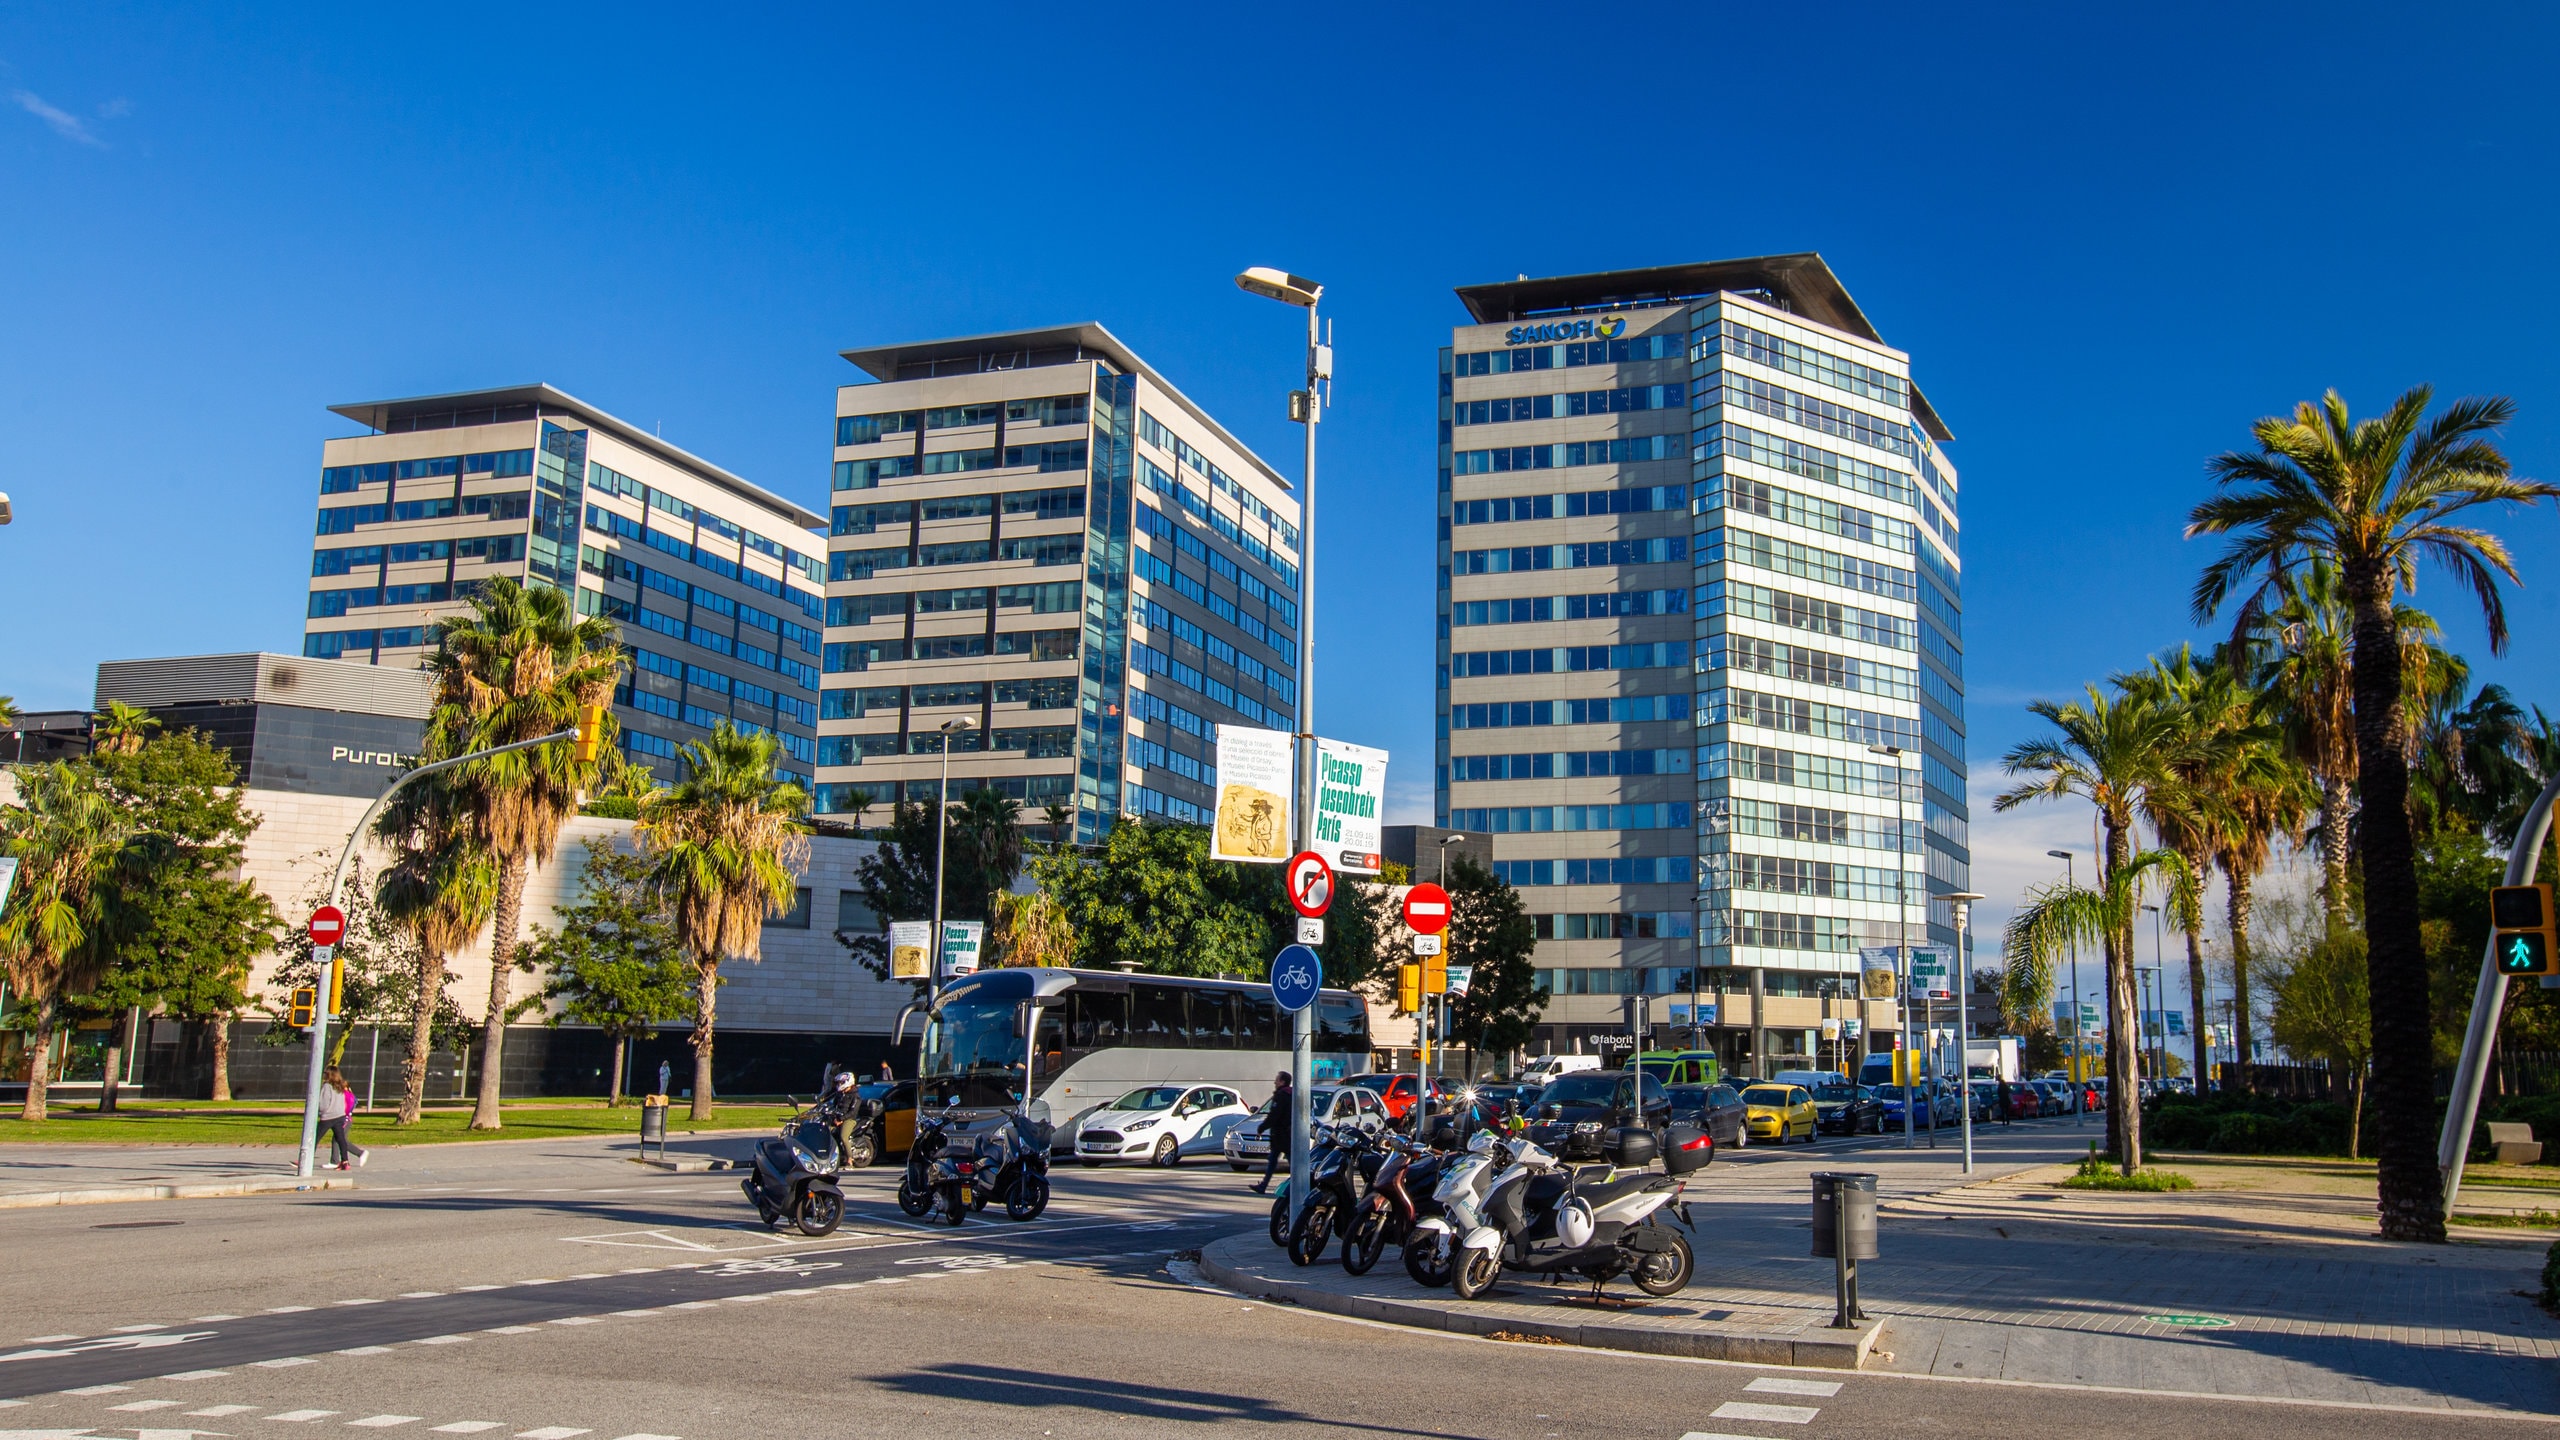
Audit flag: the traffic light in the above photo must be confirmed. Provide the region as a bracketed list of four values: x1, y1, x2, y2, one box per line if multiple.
[2492, 884, 2558, 977]
[1397, 963, 1422, 1014]
[287, 985, 318, 1029]
[1422, 954, 1448, 995]
[574, 702, 608, 764]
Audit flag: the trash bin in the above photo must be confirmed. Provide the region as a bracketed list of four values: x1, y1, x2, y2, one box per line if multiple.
[640, 1094, 669, 1160]
[1810, 1171, 1878, 1259]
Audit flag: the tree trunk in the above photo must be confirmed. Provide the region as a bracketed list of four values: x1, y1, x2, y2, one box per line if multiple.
[19, 996, 55, 1123]
[2180, 850, 2212, 1089]
[469, 852, 529, 1131]
[690, 958, 720, 1122]
[2347, 570, 2441, 1242]
[2225, 861, 2256, 1097]
[400, 944, 442, 1125]
[2350, 1066, 2365, 1161]
[2102, 818, 2143, 1171]
[100, 1030, 124, 1114]
[210, 1015, 233, 1103]
[2318, 777, 2355, 927]
[606, 1034, 626, 1108]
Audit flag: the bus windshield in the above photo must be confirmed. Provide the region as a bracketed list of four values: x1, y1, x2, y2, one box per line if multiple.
[922, 995, 1024, 1110]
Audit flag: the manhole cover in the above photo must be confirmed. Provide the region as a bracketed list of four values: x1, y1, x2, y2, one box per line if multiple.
[2144, 1313, 2232, 1328]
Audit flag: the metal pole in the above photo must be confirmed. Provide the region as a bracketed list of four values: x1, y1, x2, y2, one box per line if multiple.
[2440, 776, 2560, 1215]
[1949, 892, 1980, 1175]
[297, 726, 573, 1178]
[1287, 291, 1323, 1224]
[930, 743, 951, 1007]
[1891, 751, 1912, 1150]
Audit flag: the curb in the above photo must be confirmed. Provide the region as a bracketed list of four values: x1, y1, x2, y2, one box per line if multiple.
[1196, 1234, 1879, 1369]
[0, 1176, 359, 1210]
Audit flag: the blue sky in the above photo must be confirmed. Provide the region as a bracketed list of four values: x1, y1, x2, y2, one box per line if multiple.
[6, 4, 2558, 1016]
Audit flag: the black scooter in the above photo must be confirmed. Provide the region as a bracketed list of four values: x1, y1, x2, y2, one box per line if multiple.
[932, 1110, 1055, 1225]
[742, 1105, 845, 1236]
[898, 1112, 956, 1218]
[1286, 1122, 1384, 1266]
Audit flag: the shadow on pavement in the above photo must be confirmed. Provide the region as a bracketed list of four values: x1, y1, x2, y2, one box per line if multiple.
[871, 1362, 1480, 1437]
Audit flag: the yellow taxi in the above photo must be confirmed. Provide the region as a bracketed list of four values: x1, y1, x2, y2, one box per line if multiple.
[1740, 1083, 1819, 1145]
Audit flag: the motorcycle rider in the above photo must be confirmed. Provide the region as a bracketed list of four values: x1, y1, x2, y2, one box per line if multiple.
[1253, 1071, 1293, 1195]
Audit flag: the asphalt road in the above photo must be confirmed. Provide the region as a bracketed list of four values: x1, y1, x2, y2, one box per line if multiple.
[3, 1119, 2547, 1439]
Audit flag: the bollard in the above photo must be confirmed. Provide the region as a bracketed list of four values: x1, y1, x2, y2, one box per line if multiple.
[640, 1093, 669, 1162]
[1810, 1171, 1878, 1327]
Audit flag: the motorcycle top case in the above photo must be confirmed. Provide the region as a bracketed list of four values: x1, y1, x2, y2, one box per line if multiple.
[1602, 1126, 1659, 1170]
[1662, 1122, 1715, 1175]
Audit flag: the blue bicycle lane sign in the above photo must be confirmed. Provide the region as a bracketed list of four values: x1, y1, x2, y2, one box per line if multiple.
[1271, 943, 1323, 1013]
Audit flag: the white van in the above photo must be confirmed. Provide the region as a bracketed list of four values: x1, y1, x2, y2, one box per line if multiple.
[1517, 1054, 1602, 1086]
[1773, 1069, 1849, 1090]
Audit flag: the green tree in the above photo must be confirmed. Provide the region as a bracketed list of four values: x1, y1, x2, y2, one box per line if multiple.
[264, 858, 451, 1088]
[1441, 857, 1543, 1075]
[374, 774, 497, 1124]
[952, 787, 1026, 922]
[528, 839, 691, 1105]
[839, 798, 944, 986]
[1030, 820, 1278, 977]
[0, 763, 141, 1121]
[2189, 385, 2558, 1240]
[90, 700, 160, 757]
[418, 576, 623, 1130]
[2120, 646, 2257, 1085]
[636, 722, 809, 1120]
[2271, 928, 2374, 1157]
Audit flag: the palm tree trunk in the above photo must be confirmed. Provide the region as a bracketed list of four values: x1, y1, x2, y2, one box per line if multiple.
[2347, 572, 2441, 1242]
[19, 996, 56, 1123]
[469, 852, 528, 1131]
[690, 959, 720, 1122]
[400, 944, 442, 1125]
[2349, 1066, 2365, 1161]
[2102, 820, 2143, 1171]
[2181, 850, 2212, 1088]
[2225, 861, 2256, 1097]
[2318, 777, 2354, 927]
[210, 1015, 233, 1102]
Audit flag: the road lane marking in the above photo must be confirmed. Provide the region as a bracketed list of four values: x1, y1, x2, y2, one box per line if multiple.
[399, 1292, 443, 1298]
[428, 1425, 502, 1434]
[1746, 1378, 1842, 1397]
[348, 1416, 424, 1427]
[188, 1316, 240, 1323]
[414, 1336, 471, 1345]
[268, 1306, 316, 1314]
[63, 1387, 130, 1396]
[109, 1400, 181, 1411]
[158, 1370, 229, 1380]
[253, 1358, 316, 1369]
[270, 1410, 341, 1422]
[546, 1317, 603, 1326]
[1708, 1401, 1819, 1424]
[24, 1337, 81, 1344]
[186, 1405, 257, 1416]
[513, 1428, 591, 1438]
[109, 1325, 170, 1333]
[482, 1327, 540, 1336]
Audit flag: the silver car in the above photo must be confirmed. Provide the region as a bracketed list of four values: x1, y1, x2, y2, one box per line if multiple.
[1222, 1085, 1385, 1170]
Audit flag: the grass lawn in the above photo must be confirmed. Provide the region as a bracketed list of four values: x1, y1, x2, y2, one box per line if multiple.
[0, 1100, 795, 1147]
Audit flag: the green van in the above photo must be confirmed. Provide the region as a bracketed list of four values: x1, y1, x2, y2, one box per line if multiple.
[1636, 1050, 1720, 1087]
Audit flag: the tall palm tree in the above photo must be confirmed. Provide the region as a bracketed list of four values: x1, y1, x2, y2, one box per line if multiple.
[2210, 737, 2316, 1090]
[2004, 847, 2201, 1170]
[0, 764, 138, 1121]
[374, 776, 497, 1125]
[1997, 686, 2178, 1163]
[2190, 385, 2558, 1241]
[420, 577, 622, 1130]
[637, 723, 808, 1121]
[955, 787, 1026, 921]
[91, 700, 160, 757]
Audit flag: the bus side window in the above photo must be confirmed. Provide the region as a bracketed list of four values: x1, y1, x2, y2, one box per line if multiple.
[1315, 995, 1364, 1051]
[1070, 990, 1125, 1050]
[1189, 991, 1235, 1048]
[1035, 1014, 1066, 1078]
[1132, 984, 1186, 1046]
[1240, 993, 1279, 1049]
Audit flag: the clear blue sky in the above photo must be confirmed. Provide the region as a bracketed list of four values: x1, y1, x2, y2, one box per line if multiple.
[6, 5, 2557, 1006]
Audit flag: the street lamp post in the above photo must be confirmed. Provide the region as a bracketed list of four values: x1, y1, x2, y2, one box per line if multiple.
[1237, 266, 1326, 1224]
[927, 717, 975, 1010]
[1870, 744, 1917, 1149]
[2048, 849, 2084, 1125]
[1946, 891, 1985, 1175]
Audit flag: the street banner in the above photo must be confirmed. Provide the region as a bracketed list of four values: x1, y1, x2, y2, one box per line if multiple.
[942, 921, 984, 975]
[1843, 1017, 1863, 1038]
[1858, 946, 1900, 1000]
[1211, 724, 1293, 862]
[1907, 946, 1953, 1000]
[2166, 1010, 2186, 1036]
[889, 921, 933, 979]
[1445, 965, 1473, 997]
[1311, 737, 1387, 872]
[1821, 1017, 1840, 1040]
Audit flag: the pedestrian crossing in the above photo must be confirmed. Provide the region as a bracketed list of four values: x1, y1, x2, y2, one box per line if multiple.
[1679, 1375, 1845, 1434]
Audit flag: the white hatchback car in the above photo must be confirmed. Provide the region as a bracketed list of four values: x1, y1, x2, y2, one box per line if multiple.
[1221, 1084, 1386, 1170]
[1074, 1084, 1251, 1167]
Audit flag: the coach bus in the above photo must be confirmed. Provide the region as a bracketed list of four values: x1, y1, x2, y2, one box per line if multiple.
[908, 966, 1372, 1144]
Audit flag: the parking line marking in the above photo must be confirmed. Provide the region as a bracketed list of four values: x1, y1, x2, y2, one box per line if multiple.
[415, 1335, 473, 1345]
[26, 1336, 82, 1344]
[484, 1326, 542, 1335]
[513, 1428, 591, 1438]
[337, 1346, 396, 1356]
[254, 1357, 317, 1368]
[399, 1291, 444, 1298]
[268, 1306, 316, 1314]
[1709, 1401, 1819, 1424]
[190, 1314, 241, 1323]
[109, 1400, 181, 1411]
[110, 1324, 171, 1333]
[349, 1416, 424, 1427]
[1746, 1378, 1842, 1397]
[159, 1369, 230, 1380]
[64, 1386, 131, 1396]
[548, 1316, 604, 1326]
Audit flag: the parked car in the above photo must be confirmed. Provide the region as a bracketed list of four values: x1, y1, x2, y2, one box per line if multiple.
[1348, 1072, 1454, 1122]
[1523, 1070, 1673, 1159]
[1074, 1084, 1250, 1166]
[1772, 1069, 1849, 1091]
[1996, 1081, 2040, 1121]
[1740, 1083, 1819, 1144]
[1812, 1083, 1883, 1135]
[854, 1079, 918, 1156]
[1874, 1084, 1941, 1131]
[1666, 1082, 1749, 1149]
[1221, 1085, 1387, 1170]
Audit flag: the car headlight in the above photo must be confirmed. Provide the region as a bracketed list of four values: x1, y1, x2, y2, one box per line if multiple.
[1125, 1117, 1159, 1131]
[1573, 1120, 1601, 1134]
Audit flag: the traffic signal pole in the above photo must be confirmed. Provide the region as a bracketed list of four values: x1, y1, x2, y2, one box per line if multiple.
[295, 722, 583, 1178]
[2437, 775, 2560, 1215]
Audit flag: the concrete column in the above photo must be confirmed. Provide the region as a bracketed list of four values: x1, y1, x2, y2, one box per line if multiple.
[1749, 967, 1767, 1075]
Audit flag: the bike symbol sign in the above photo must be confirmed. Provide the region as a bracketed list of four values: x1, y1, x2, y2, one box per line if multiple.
[1286, 851, 1334, 918]
[1270, 943, 1323, 1013]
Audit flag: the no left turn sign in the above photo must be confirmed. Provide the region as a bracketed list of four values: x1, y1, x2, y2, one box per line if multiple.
[1286, 851, 1334, 918]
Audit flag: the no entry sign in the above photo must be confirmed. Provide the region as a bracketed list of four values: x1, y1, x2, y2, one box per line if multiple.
[1286, 851, 1335, 918]
[1403, 882, 1451, 935]
[308, 905, 347, 947]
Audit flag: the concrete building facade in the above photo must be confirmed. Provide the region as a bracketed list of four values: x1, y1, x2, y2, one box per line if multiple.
[303, 385, 828, 790]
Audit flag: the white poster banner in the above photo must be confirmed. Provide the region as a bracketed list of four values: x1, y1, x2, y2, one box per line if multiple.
[1312, 737, 1387, 873]
[1211, 724, 1294, 863]
[1907, 945, 1954, 1000]
[1858, 945, 1901, 1000]
[942, 921, 985, 975]
[889, 921, 933, 980]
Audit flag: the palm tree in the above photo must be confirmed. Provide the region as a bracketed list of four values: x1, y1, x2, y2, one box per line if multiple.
[2211, 737, 2315, 1091]
[1996, 686, 2178, 1163]
[419, 577, 623, 1130]
[91, 700, 160, 757]
[2190, 385, 2558, 1241]
[374, 776, 497, 1125]
[955, 787, 1026, 921]
[0, 764, 138, 1121]
[2003, 848, 2201, 1171]
[636, 723, 809, 1121]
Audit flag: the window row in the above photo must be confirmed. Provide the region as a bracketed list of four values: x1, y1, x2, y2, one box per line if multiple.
[811, 772, 1075, 814]
[1696, 373, 1917, 460]
[818, 724, 1077, 765]
[1698, 317, 1908, 409]
[1451, 332, 1684, 374]
[313, 535, 525, 575]
[1447, 747, 1690, 781]
[1703, 476, 1911, 555]
[1697, 421, 1913, 509]
[821, 628, 1078, 671]
[826, 533, 1083, 580]
[1135, 475, 1299, 593]
[1704, 796, 1913, 853]
[1447, 694, 1686, 730]
[1129, 735, 1214, 788]
[1701, 529, 1914, 604]
[1700, 741, 1911, 800]
[303, 626, 427, 659]
[1702, 852, 1908, 904]
[1137, 409, 1299, 552]
[1128, 685, 1211, 741]
[580, 551, 820, 654]
[1451, 383, 1685, 428]
[1530, 964, 1699, 994]
[1134, 643, 1282, 730]
[1489, 856, 1695, 888]
[1450, 484, 1687, 526]
[316, 491, 528, 534]
[1448, 436, 1682, 475]
[819, 676, 1079, 719]
[1449, 588, 1687, 627]
[583, 504, 824, 617]
[835, 393, 1090, 448]
[1702, 688, 1918, 751]
[320, 450, 533, 493]
[1701, 579, 1911, 650]
[829, 484, 1086, 536]
[825, 581, 1080, 627]
[1447, 803, 1691, 834]
[1528, 912, 1696, 945]
[308, 581, 452, 617]
[1451, 536, 1687, 574]
[1451, 641, 1688, 678]
[1137, 599, 1294, 703]
[1701, 634, 1917, 702]
[1128, 783, 1211, 826]
[1132, 546, 1298, 666]
[581, 461, 821, 579]
[624, 633, 818, 698]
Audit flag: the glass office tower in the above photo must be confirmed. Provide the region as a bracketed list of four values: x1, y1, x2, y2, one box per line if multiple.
[1438, 257, 1966, 1071]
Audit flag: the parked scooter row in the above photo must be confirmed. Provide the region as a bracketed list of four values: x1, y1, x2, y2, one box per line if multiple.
[897, 1108, 1055, 1226]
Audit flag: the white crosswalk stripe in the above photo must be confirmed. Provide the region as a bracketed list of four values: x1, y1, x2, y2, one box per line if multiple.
[1708, 1400, 1821, 1424]
[1745, 1377, 1842, 1397]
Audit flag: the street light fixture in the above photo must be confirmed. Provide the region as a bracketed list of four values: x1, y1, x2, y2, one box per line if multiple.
[1870, 744, 1918, 1149]
[2047, 849, 2084, 1125]
[1945, 890, 1986, 1175]
[927, 717, 976, 1004]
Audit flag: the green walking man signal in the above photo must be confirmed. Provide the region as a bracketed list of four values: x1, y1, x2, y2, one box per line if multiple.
[2491, 884, 2558, 977]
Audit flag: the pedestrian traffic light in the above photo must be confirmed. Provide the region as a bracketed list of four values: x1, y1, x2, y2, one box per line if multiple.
[2492, 884, 2558, 977]
[288, 985, 318, 1029]
[1422, 953, 1448, 995]
[574, 702, 608, 764]
[1397, 963, 1422, 1014]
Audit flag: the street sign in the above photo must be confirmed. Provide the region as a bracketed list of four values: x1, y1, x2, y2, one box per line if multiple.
[1295, 916, 1325, 945]
[1412, 934, 1443, 957]
[308, 905, 347, 947]
[1270, 943, 1323, 1013]
[942, 921, 984, 975]
[1286, 851, 1335, 918]
[1403, 882, 1451, 935]
[2492, 884, 2558, 976]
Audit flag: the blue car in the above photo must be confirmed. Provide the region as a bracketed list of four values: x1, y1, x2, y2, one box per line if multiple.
[1873, 1084, 1941, 1130]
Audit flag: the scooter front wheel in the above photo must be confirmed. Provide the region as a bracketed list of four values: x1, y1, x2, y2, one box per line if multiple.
[1287, 1199, 1335, 1268]
[1005, 1173, 1050, 1221]
[897, 1174, 934, 1217]
[795, 1188, 843, 1237]
[1631, 1232, 1694, 1297]
[1450, 1246, 1501, 1300]
[1342, 1206, 1391, 1276]
[1402, 1233, 1453, 1288]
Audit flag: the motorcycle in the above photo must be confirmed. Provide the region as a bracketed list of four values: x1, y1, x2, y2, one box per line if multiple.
[1453, 1124, 1711, 1301]
[898, 1111, 958, 1218]
[741, 1098, 847, 1237]
[1342, 1129, 1454, 1276]
[1287, 1122, 1382, 1266]
[943, 1110, 1056, 1225]
[1402, 1129, 1515, 1288]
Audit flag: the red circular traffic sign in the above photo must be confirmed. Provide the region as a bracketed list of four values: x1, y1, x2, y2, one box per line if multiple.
[309, 905, 347, 946]
[1286, 851, 1334, 918]
[1403, 882, 1451, 935]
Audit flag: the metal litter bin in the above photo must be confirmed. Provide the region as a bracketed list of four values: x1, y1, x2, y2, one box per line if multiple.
[640, 1095, 669, 1162]
[1810, 1171, 1878, 1326]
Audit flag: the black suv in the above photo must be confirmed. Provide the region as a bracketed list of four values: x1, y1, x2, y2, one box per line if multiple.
[1523, 1070, 1672, 1160]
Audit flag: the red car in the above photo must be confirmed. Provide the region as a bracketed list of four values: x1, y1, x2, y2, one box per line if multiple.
[1347, 1073, 1452, 1121]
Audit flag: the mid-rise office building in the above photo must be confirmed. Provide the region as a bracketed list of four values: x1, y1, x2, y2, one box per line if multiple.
[304, 386, 827, 788]
[1437, 257, 1968, 1070]
[818, 325, 1302, 841]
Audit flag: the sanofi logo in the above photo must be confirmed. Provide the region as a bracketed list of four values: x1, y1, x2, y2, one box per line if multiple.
[1504, 315, 1626, 346]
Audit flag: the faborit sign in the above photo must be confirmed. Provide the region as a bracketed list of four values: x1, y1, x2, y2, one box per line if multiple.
[1505, 315, 1626, 346]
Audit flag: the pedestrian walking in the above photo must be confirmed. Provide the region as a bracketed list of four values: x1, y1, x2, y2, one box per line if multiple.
[1252, 1071, 1293, 1194]
[321, 1066, 367, 1170]
[878, 1061, 893, 1082]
